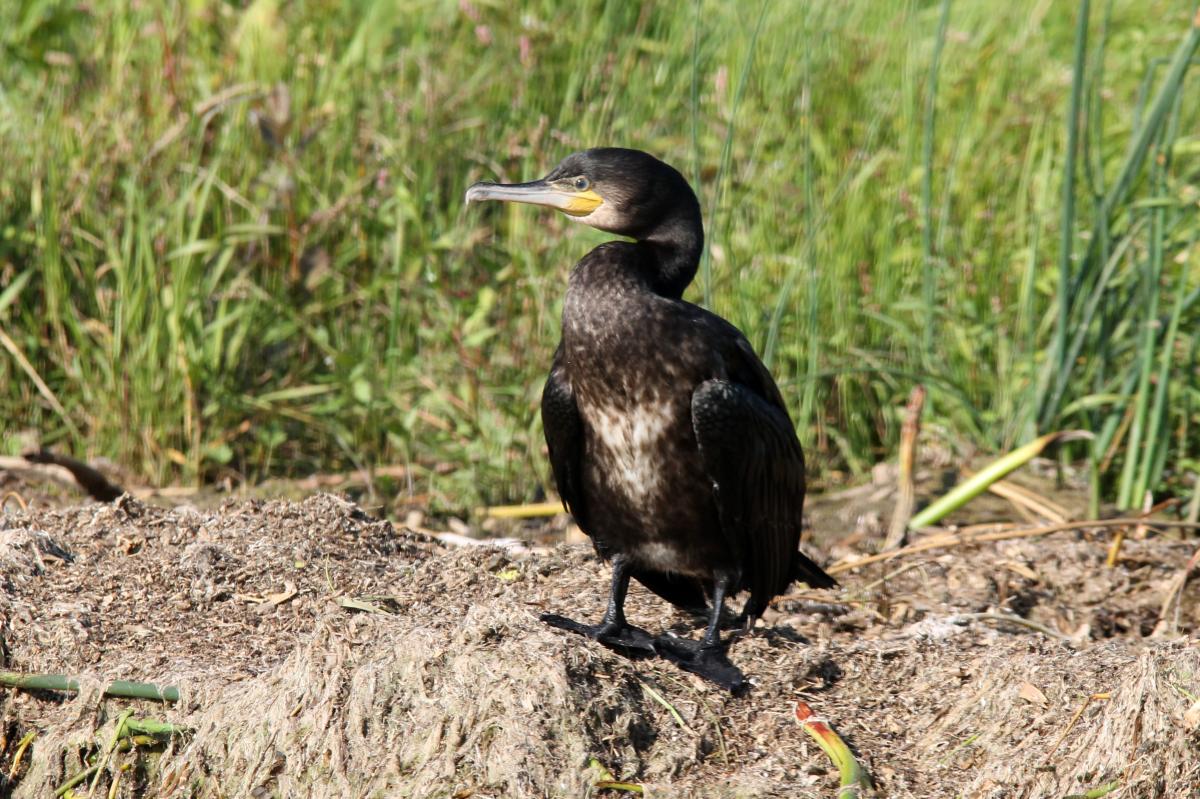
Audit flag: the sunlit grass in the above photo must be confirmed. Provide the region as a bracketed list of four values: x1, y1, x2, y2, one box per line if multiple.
[0, 0, 1197, 512]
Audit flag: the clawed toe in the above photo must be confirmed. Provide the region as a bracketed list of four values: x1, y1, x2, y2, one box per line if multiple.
[540, 614, 749, 693]
[540, 613, 657, 653]
[654, 635, 747, 694]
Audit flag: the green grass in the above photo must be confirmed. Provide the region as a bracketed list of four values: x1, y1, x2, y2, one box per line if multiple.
[1, 0, 1198, 513]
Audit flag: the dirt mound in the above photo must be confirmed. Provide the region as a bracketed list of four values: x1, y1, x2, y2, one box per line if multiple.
[1, 495, 1198, 797]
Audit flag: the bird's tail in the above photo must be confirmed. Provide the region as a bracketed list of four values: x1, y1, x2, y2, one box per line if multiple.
[793, 550, 837, 589]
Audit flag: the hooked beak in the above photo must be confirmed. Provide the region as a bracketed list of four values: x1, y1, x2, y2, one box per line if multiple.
[464, 179, 604, 217]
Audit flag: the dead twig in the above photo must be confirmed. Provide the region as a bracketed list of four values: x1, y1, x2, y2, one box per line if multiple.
[1151, 542, 1200, 637]
[1107, 491, 1152, 567]
[428, 531, 546, 556]
[830, 517, 1200, 575]
[884, 386, 925, 550]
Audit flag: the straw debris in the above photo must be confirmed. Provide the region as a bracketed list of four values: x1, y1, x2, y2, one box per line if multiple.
[1, 494, 1197, 797]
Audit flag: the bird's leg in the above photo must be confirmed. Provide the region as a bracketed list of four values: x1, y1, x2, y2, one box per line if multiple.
[654, 572, 747, 693]
[540, 555, 656, 653]
[695, 570, 731, 647]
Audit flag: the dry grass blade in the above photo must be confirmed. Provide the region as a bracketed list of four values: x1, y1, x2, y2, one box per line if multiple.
[0, 328, 81, 440]
[2, 491, 29, 512]
[429, 532, 541, 556]
[948, 612, 1072, 643]
[7, 731, 35, 781]
[639, 681, 694, 734]
[1045, 692, 1111, 761]
[984, 477, 1069, 523]
[479, 502, 564, 519]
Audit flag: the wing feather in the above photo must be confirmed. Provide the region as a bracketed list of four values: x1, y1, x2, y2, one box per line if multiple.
[692, 377, 835, 620]
[541, 345, 586, 526]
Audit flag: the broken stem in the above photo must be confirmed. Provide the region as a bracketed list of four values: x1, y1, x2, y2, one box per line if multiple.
[54, 764, 100, 797]
[0, 672, 179, 703]
[794, 702, 873, 797]
[908, 431, 1091, 529]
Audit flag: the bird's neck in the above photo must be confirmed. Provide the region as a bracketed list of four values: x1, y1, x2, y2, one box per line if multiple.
[637, 210, 703, 300]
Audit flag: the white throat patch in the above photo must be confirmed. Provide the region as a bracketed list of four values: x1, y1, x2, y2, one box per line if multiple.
[570, 201, 624, 232]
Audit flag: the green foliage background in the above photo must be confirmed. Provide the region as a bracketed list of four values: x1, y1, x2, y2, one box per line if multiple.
[1, 0, 1198, 511]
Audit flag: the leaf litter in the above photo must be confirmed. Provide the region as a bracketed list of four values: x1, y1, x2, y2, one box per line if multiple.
[0, 491, 1197, 797]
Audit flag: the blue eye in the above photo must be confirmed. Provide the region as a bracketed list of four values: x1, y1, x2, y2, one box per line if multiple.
[574, 177, 590, 190]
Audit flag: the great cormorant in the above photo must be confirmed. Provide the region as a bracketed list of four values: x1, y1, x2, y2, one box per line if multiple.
[466, 147, 835, 691]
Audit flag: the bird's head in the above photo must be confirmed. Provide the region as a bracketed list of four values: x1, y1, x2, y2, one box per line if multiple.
[465, 147, 700, 242]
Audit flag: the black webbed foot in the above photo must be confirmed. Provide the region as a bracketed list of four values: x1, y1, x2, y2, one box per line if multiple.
[540, 613, 657, 654]
[654, 635, 747, 694]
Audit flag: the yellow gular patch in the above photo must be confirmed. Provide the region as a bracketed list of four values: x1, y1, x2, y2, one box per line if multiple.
[562, 189, 604, 217]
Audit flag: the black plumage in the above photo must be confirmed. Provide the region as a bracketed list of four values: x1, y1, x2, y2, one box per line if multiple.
[467, 148, 835, 691]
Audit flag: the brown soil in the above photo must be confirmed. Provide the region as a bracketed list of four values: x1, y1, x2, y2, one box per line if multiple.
[1, 490, 1198, 798]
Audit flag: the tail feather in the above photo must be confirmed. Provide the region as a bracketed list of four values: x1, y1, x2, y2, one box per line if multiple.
[793, 550, 837, 589]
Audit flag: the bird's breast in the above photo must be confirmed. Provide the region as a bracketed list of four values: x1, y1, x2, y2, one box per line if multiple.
[559, 269, 725, 560]
[582, 397, 678, 506]
[576, 390, 722, 578]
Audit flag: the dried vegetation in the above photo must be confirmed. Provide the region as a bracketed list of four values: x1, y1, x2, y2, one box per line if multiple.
[0, 493, 1197, 798]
